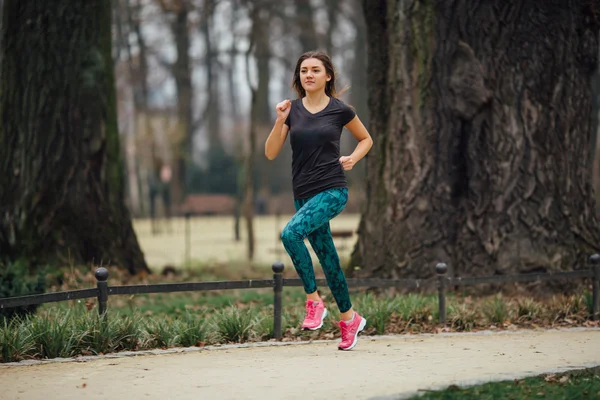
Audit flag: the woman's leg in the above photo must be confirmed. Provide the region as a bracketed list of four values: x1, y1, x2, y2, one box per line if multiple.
[280, 189, 347, 328]
[306, 222, 353, 318]
[281, 189, 346, 295]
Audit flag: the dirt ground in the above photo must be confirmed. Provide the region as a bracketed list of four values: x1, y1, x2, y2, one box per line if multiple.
[1, 328, 599, 400]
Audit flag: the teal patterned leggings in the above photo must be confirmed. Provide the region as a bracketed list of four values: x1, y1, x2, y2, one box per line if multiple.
[281, 188, 352, 313]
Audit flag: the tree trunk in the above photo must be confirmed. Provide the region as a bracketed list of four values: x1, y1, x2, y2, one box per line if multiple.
[324, 0, 338, 56]
[244, 90, 256, 260]
[0, 0, 3, 73]
[349, 0, 368, 128]
[0, 0, 149, 274]
[201, 0, 222, 154]
[157, 0, 193, 205]
[242, 2, 264, 261]
[124, 0, 155, 218]
[351, 0, 600, 280]
[294, 0, 319, 52]
[591, 33, 600, 212]
[229, 2, 242, 241]
[254, 6, 271, 127]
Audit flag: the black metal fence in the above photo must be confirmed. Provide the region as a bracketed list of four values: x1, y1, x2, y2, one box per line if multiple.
[1, 255, 599, 340]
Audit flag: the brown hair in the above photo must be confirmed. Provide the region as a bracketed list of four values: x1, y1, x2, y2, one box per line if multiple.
[292, 51, 344, 98]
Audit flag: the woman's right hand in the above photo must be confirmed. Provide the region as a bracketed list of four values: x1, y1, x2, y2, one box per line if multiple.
[276, 100, 291, 121]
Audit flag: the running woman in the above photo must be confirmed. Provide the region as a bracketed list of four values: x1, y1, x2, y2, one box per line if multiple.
[264, 51, 373, 350]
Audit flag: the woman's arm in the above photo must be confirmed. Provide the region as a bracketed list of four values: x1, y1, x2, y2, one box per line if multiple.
[339, 116, 373, 170]
[265, 100, 291, 160]
[265, 119, 289, 160]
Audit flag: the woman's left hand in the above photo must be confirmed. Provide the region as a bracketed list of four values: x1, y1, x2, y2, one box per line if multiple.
[339, 156, 354, 171]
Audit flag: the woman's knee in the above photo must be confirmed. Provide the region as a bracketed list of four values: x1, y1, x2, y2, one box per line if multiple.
[281, 225, 302, 246]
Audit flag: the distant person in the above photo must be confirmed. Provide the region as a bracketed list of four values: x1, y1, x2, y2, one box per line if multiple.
[148, 167, 160, 235]
[264, 51, 373, 350]
[159, 164, 172, 232]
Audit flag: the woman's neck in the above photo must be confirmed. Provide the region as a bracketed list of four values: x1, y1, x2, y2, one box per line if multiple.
[303, 91, 329, 106]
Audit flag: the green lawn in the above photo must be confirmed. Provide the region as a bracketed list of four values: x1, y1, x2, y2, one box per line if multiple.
[408, 367, 600, 400]
[132, 213, 360, 269]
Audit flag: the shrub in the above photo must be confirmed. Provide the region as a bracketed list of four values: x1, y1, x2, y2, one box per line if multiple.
[0, 260, 46, 322]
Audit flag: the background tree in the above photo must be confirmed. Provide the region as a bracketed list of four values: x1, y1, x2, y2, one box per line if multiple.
[0, 0, 149, 274]
[351, 0, 600, 279]
[155, 0, 193, 205]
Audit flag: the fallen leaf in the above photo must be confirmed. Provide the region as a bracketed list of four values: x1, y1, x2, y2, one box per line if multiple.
[559, 376, 570, 384]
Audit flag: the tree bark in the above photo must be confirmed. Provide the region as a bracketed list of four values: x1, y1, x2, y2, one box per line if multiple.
[0, 0, 3, 73]
[351, 0, 600, 280]
[294, 0, 319, 52]
[124, 0, 155, 218]
[200, 0, 223, 153]
[324, 0, 338, 56]
[0, 0, 149, 274]
[157, 0, 192, 204]
[254, 5, 271, 127]
[348, 0, 368, 128]
[591, 32, 600, 212]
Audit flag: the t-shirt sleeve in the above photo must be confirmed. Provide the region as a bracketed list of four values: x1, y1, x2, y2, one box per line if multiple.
[340, 102, 356, 126]
[284, 100, 292, 127]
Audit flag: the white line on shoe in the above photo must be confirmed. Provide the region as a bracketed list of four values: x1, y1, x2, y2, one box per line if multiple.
[338, 317, 367, 351]
[304, 308, 328, 331]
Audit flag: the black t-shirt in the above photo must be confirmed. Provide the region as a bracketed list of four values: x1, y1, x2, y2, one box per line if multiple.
[284, 97, 356, 199]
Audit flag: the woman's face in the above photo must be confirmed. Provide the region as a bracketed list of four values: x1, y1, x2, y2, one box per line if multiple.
[299, 58, 330, 95]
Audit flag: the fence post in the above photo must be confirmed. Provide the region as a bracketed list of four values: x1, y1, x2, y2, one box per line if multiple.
[185, 212, 191, 265]
[95, 267, 109, 317]
[272, 262, 284, 340]
[436, 263, 448, 325]
[591, 254, 600, 321]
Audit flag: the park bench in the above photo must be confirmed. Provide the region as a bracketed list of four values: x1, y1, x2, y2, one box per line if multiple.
[277, 229, 356, 251]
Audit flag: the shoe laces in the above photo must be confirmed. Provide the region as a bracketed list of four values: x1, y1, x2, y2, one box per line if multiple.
[306, 301, 318, 320]
[340, 321, 350, 340]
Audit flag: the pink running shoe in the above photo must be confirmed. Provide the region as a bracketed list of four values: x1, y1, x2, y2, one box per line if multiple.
[301, 299, 328, 330]
[338, 312, 367, 351]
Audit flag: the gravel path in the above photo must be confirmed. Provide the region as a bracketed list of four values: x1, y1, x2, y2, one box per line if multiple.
[1, 328, 599, 400]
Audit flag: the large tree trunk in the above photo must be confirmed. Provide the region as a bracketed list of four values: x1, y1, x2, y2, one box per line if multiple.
[0, 0, 149, 274]
[351, 0, 600, 280]
[591, 35, 600, 213]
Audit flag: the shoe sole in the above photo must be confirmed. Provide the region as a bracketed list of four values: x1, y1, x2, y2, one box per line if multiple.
[338, 317, 367, 351]
[303, 308, 328, 331]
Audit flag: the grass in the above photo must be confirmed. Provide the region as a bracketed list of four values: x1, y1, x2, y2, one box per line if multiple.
[0, 262, 596, 363]
[2, 285, 596, 363]
[406, 367, 600, 399]
[132, 213, 361, 269]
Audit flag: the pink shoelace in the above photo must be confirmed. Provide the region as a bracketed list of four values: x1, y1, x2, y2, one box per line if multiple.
[340, 321, 350, 340]
[306, 301, 318, 320]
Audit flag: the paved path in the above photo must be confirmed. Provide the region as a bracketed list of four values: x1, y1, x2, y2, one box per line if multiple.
[1, 328, 599, 400]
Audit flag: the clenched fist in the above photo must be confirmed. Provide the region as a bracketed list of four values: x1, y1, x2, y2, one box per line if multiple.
[276, 100, 292, 121]
[339, 156, 354, 171]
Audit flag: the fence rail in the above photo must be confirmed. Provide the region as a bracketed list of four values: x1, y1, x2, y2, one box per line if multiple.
[1, 255, 599, 340]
